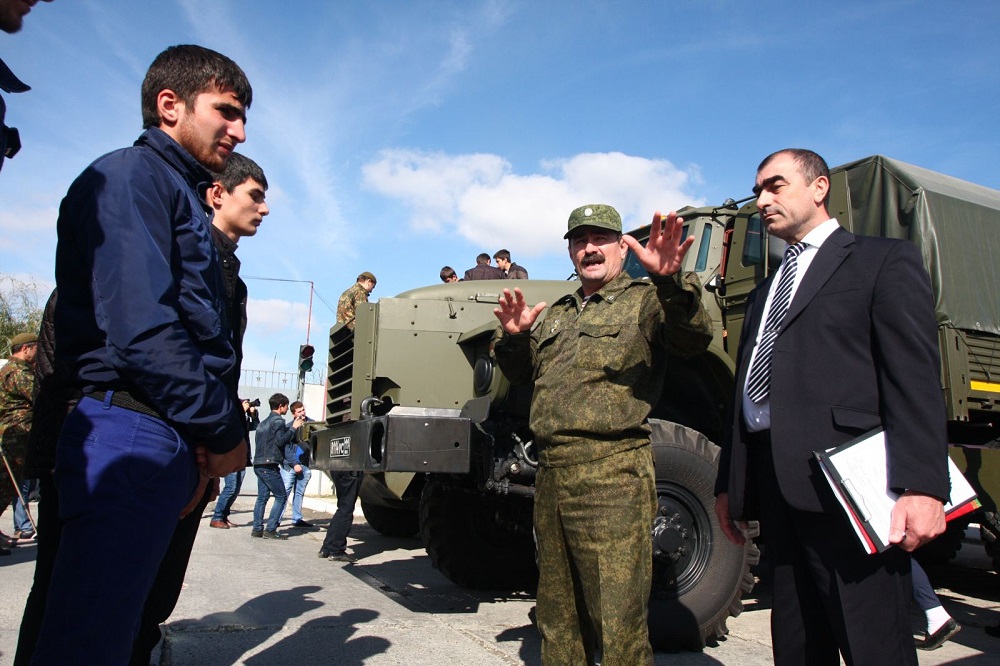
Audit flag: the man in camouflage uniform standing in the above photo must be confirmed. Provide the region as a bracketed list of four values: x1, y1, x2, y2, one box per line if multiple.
[337, 271, 376, 331]
[0, 332, 38, 555]
[494, 204, 712, 665]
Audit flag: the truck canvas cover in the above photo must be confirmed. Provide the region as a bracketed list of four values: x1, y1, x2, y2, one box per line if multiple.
[836, 155, 1000, 336]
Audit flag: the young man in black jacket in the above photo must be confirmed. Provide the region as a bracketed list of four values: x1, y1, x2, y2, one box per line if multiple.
[252, 393, 304, 539]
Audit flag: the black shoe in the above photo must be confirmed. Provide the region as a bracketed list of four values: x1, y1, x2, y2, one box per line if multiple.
[328, 552, 357, 563]
[293, 519, 314, 528]
[250, 529, 263, 538]
[262, 530, 288, 540]
[918, 618, 961, 650]
[318, 549, 330, 558]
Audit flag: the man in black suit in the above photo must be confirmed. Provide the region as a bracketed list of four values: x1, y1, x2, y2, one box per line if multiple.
[714, 149, 949, 665]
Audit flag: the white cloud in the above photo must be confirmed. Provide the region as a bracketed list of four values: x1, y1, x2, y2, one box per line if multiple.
[362, 150, 706, 256]
[246, 297, 315, 336]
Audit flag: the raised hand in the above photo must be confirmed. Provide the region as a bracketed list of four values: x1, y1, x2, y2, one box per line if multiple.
[622, 210, 694, 277]
[494, 287, 547, 335]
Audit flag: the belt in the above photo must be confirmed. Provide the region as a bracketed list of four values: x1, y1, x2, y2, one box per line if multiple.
[86, 390, 162, 419]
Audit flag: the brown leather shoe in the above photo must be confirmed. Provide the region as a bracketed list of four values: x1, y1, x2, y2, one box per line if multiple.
[209, 520, 230, 529]
[225, 519, 238, 528]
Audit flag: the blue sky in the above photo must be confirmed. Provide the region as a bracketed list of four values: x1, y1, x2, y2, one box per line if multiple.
[1, 0, 998, 376]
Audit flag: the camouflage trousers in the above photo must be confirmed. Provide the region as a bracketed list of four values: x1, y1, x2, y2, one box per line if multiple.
[534, 444, 657, 666]
[0, 431, 28, 515]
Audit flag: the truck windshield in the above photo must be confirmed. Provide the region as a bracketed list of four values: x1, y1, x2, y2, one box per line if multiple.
[623, 222, 714, 277]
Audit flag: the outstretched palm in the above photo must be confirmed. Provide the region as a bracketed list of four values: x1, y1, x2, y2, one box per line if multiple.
[494, 288, 547, 335]
[622, 211, 694, 277]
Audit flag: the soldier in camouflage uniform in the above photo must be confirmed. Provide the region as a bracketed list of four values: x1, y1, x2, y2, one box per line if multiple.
[337, 271, 376, 331]
[1, 332, 38, 553]
[494, 204, 712, 665]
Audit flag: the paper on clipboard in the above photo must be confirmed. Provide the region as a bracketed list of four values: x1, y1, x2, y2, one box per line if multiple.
[814, 428, 980, 554]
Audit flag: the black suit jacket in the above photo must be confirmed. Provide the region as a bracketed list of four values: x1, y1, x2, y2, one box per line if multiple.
[717, 227, 950, 517]
[463, 264, 504, 281]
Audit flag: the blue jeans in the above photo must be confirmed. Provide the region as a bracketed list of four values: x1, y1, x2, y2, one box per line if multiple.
[253, 465, 286, 532]
[12, 477, 37, 533]
[32, 394, 199, 665]
[279, 464, 312, 523]
[211, 470, 245, 521]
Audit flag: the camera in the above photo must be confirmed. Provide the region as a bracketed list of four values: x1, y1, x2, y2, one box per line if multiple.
[243, 398, 261, 408]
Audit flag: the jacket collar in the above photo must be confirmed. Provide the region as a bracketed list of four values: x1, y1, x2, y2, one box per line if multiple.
[135, 128, 214, 195]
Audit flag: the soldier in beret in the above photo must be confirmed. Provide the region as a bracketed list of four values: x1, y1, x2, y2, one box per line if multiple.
[494, 204, 712, 664]
[0, 331, 38, 554]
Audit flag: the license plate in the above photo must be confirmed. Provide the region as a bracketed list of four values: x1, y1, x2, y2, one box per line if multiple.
[329, 436, 351, 458]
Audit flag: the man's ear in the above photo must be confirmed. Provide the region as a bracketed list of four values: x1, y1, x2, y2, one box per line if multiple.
[812, 174, 830, 206]
[206, 182, 226, 209]
[156, 89, 184, 128]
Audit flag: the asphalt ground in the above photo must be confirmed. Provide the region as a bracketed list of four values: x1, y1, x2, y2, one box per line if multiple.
[3, 480, 1000, 665]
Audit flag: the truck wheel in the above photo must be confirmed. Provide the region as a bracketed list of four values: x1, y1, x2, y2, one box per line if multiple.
[419, 479, 538, 591]
[647, 420, 760, 651]
[360, 499, 420, 537]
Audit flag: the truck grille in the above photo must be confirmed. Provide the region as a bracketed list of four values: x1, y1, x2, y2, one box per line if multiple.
[965, 330, 1000, 385]
[326, 326, 355, 422]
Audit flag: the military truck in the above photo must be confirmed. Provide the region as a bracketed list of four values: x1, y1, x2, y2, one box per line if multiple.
[310, 155, 1000, 650]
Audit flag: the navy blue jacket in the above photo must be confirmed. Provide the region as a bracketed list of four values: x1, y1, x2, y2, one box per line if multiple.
[54, 128, 243, 453]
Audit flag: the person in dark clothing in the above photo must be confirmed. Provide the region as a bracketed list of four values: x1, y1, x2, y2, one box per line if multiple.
[24, 45, 253, 665]
[130, 153, 270, 665]
[493, 249, 528, 279]
[463, 253, 504, 280]
[252, 393, 304, 539]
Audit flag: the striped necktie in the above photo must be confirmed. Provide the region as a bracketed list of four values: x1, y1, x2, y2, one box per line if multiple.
[745, 242, 807, 403]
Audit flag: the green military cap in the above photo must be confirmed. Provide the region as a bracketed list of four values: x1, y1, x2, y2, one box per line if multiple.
[564, 204, 622, 239]
[10, 332, 38, 347]
[358, 271, 377, 284]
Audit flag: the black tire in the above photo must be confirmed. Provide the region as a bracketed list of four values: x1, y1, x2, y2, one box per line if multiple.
[647, 420, 760, 651]
[419, 479, 538, 591]
[360, 498, 420, 537]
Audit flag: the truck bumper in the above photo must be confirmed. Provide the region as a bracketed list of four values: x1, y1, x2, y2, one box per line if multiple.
[311, 411, 472, 474]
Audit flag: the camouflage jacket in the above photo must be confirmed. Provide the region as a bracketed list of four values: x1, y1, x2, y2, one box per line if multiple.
[494, 271, 712, 467]
[337, 282, 369, 331]
[0, 357, 34, 437]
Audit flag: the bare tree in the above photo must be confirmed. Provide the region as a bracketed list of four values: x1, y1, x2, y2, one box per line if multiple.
[1, 274, 44, 354]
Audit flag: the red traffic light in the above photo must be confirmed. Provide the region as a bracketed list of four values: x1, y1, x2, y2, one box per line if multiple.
[300, 344, 315, 359]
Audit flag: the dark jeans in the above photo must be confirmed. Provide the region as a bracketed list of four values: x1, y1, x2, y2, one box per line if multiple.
[212, 470, 245, 521]
[322, 471, 363, 555]
[911, 558, 939, 612]
[253, 465, 286, 532]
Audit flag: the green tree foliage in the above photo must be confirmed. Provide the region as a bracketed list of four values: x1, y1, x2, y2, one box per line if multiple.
[1, 274, 44, 355]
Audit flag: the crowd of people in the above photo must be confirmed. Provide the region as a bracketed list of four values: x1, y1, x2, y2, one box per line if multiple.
[0, 2, 974, 663]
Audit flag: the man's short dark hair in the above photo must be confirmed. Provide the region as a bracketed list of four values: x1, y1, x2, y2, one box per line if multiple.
[440, 266, 457, 282]
[141, 44, 253, 129]
[268, 392, 289, 411]
[757, 148, 831, 205]
[476, 253, 491, 265]
[289, 400, 304, 412]
[493, 249, 511, 263]
[212, 152, 267, 192]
